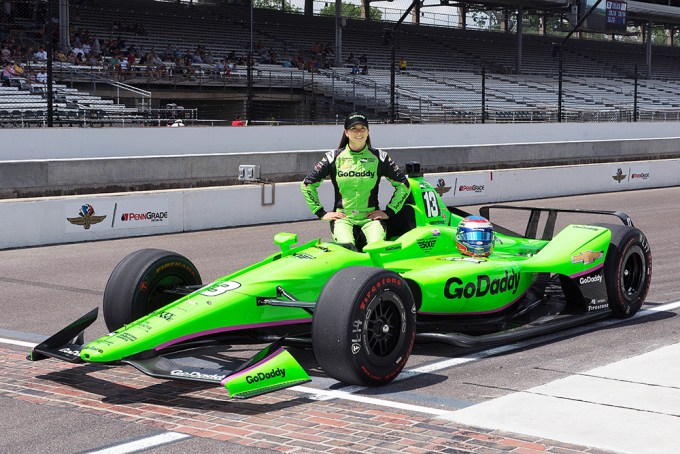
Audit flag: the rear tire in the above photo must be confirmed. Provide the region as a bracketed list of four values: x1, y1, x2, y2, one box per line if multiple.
[103, 249, 202, 331]
[600, 224, 652, 318]
[312, 266, 416, 386]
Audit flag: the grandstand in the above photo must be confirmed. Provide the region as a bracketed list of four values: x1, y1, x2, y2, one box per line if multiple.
[2, 0, 680, 124]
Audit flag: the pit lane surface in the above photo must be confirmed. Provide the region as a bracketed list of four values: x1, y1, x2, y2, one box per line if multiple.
[1, 187, 679, 454]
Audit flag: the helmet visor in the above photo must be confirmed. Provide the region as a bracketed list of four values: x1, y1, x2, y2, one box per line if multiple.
[459, 230, 493, 243]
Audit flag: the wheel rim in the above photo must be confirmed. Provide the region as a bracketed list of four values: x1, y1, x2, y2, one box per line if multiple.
[621, 245, 645, 300]
[365, 291, 405, 358]
[145, 275, 187, 312]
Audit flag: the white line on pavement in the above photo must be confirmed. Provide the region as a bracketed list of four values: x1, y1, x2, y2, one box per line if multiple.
[82, 432, 191, 454]
[0, 337, 39, 348]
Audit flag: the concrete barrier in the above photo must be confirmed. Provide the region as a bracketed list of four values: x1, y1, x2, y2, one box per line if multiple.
[4, 137, 680, 198]
[2, 158, 677, 250]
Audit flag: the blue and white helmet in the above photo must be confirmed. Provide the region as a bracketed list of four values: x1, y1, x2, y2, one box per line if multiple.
[456, 216, 495, 257]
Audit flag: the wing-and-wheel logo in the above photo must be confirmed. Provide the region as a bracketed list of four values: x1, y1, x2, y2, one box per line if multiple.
[434, 178, 451, 196]
[67, 204, 107, 230]
[612, 168, 626, 183]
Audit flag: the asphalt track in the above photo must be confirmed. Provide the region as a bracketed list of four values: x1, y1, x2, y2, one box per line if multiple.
[1, 186, 679, 454]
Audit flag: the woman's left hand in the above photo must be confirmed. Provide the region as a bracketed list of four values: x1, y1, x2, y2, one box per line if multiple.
[367, 210, 389, 220]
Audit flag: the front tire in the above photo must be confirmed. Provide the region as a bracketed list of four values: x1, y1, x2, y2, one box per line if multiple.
[312, 267, 416, 386]
[601, 225, 652, 318]
[103, 249, 202, 331]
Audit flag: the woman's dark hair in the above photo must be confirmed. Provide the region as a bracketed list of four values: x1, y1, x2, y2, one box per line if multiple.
[338, 129, 371, 149]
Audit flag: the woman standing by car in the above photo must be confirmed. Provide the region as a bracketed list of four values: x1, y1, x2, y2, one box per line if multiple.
[301, 112, 410, 250]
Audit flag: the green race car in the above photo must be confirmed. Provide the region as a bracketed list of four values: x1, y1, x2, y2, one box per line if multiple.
[30, 162, 652, 398]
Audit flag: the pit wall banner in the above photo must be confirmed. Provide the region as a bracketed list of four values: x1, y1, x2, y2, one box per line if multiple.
[1, 159, 678, 250]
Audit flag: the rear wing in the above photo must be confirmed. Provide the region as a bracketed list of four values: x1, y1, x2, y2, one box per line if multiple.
[478, 205, 634, 240]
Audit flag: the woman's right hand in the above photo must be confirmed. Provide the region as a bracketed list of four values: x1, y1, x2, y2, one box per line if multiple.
[322, 212, 346, 221]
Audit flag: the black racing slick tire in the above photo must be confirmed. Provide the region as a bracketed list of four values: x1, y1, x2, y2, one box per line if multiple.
[103, 249, 202, 332]
[312, 266, 417, 386]
[599, 224, 652, 318]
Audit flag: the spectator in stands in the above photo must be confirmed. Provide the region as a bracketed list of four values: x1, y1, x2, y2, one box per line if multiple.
[109, 54, 121, 80]
[91, 37, 101, 57]
[82, 40, 91, 57]
[119, 57, 129, 80]
[2, 61, 14, 85]
[144, 52, 159, 80]
[399, 57, 407, 73]
[126, 51, 136, 77]
[232, 115, 247, 126]
[86, 53, 99, 67]
[359, 54, 368, 75]
[152, 52, 166, 79]
[1, 45, 10, 64]
[204, 51, 214, 65]
[12, 61, 23, 76]
[53, 49, 66, 62]
[36, 68, 47, 84]
[214, 58, 224, 75]
[192, 50, 203, 65]
[34, 46, 47, 61]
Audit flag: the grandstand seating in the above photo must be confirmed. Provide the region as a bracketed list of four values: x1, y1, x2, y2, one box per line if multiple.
[6, 0, 680, 123]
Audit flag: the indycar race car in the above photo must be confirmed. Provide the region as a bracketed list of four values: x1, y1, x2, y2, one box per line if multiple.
[29, 162, 652, 398]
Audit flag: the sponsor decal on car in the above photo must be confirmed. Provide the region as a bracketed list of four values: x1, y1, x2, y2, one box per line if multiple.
[117, 332, 137, 342]
[201, 281, 241, 296]
[59, 347, 82, 357]
[158, 311, 175, 321]
[170, 370, 227, 381]
[444, 270, 520, 299]
[245, 367, 287, 384]
[417, 238, 437, 252]
[439, 257, 487, 263]
[579, 274, 603, 285]
[588, 303, 609, 311]
[571, 250, 603, 265]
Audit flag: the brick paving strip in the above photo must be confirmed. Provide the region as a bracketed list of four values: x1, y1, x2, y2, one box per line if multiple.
[0, 348, 614, 453]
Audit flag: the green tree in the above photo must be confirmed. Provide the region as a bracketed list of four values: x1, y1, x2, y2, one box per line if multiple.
[319, 2, 382, 21]
[254, 0, 301, 14]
